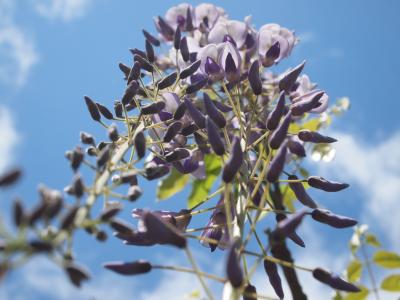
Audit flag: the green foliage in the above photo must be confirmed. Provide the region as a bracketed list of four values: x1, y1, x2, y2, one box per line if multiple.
[347, 260, 363, 282]
[187, 154, 222, 209]
[343, 286, 369, 300]
[365, 233, 381, 248]
[381, 274, 400, 291]
[157, 168, 189, 200]
[373, 251, 400, 269]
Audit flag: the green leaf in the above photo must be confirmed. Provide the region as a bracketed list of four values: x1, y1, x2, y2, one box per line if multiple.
[302, 118, 321, 131]
[347, 260, 363, 282]
[365, 234, 381, 247]
[373, 250, 400, 269]
[343, 286, 368, 300]
[157, 168, 189, 200]
[187, 154, 222, 209]
[381, 274, 400, 291]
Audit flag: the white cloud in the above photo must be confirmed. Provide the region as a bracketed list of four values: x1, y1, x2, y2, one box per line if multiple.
[316, 131, 400, 249]
[0, 106, 19, 173]
[33, 0, 93, 21]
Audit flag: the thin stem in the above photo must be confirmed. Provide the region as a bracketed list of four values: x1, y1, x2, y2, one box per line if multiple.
[152, 264, 225, 283]
[361, 242, 380, 300]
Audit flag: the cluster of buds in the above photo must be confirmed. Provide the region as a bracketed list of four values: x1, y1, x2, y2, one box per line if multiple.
[0, 3, 362, 299]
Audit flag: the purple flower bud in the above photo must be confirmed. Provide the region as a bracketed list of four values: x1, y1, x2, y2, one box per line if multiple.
[120, 171, 138, 185]
[118, 62, 131, 79]
[108, 125, 119, 142]
[95, 103, 113, 120]
[134, 54, 153, 72]
[243, 283, 257, 300]
[145, 40, 155, 62]
[165, 148, 190, 162]
[288, 137, 306, 157]
[65, 263, 90, 287]
[201, 212, 226, 252]
[110, 218, 134, 234]
[29, 240, 53, 253]
[248, 60, 262, 95]
[60, 206, 79, 230]
[311, 209, 357, 228]
[72, 175, 85, 198]
[184, 98, 206, 128]
[204, 93, 226, 128]
[84, 96, 101, 121]
[269, 111, 291, 149]
[181, 123, 198, 136]
[141, 101, 165, 115]
[13, 199, 24, 227]
[158, 72, 178, 90]
[226, 239, 243, 288]
[163, 121, 182, 142]
[266, 91, 285, 130]
[274, 209, 307, 238]
[266, 141, 287, 182]
[104, 260, 152, 276]
[172, 27, 180, 50]
[180, 59, 201, 79]
[308, 176, 349, 192]
[173, 102, 187, 120]
[298, 130, 337, 144]
[179, 36, 190, 62]
[142, 29, 160, 46]
[143, 211, 187, 248]
[224, 52, 239, 83]
[28, 202, 47, 226]
[100, 207, 121, 222]
[214, 101, 232, 112]
[130, 48, 147, 58]
[186, 76, 208, 94]
[127, 62, 141, 83]
[154, 16, 174, 41]
[114, 101, 123, 118]
[144, 165, 169, 180]
[205, 56, 221, 76]
[275, 213, 305, 247]
[134, 131, 146, 159]
[291, 91, 324, 116]
[222, 137, 243, 183]
[206, 116, 225, 156]
[194, 131, 210, 153]
[279, 61, 306, 92]
[121, 81, 139, 105]
[263, 259, 284, 299]
[313, 268, 361, 292]
[263, 41, 281, 67]
[127, 185, 142, 201]
[288, 175, 317, 208]
[223, 34, 237, 46]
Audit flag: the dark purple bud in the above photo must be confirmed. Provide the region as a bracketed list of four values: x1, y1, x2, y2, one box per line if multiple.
[201, 212, 226, 251]
[185, 7, 194, 31]
[100, 207, 121, 222]
[165, 148, 190, 163]
[141, 101, 165, 115]
[248, 60, 262, 95]
[144, 165, 169, 180]
[180, 59, 200, 79]
[104, 260, 152, 276]
[275, 213, 305, 247]
[181, 123, 198, 136]
[298, 130, 337, 144]
[84, 96, 101, 121]
[184, 98, 206, 128]
[142, 29, 160, 46]
[173, 102, 187, 120]
[225, 53, 239, 83]
[194, 131, 210, 153]
[29, 240, 52, 253]
[158, 72, 177, 90]
[308, 176, 349, 192]
[311, 209, 357, 228]
[28, 202, 47, 226]
[288, 137, 306, 157]
[13, 199, 24, 227]
[186, 76, 208, 94]
[127, 185, 142, 201]
[263, 259, 284, 299]
[108, 125, 119, 142]
[86, 146, 97, 156]
[60, 206, 79, 230]
[97, 144, 111, 168]
[214, 101, 232, 112]
[65, 263, 90, 287]
[204, 93, 226, 128]
[288, 175, 317, 208]
[291, 91, 324, 116]
[114, 101, 123, 118]
[279, 61, 306, 92]
[163, 121, 182, 142]
[226, 239, 243, 288]
[245, 33, 256, 49]
[244, 283, 257, 300]
[110, 219, 134, 234]
[205, 56, 221, 75]
[274, 209, 307, 238]
[134, 131, 146, 159]
[0, 168, 22, 187]
[206, 116, 225, 156]
[127, 62, 141, 83]
[263, 41, 280, 67]
[70, 146, 84, 171]
[121, 80, 139, 106]
[155, 16, 174, 40]
[145, 40, 155, 62]
[173, 27, 181, 50]
[313, 268, 361, 292]
[143, 211, 187, 248]
[222, 137, 243, 183]
[95, 230, 108, 242]
[269, 111, 291, 149]
[266, 141, 287, 182]
[130, 48, 147, 58]
[72, 175, 84, 198]
[179, 36, 190, 62]
[134, 54, 153, 72]
[96, 103, 114, 120]
[266, 91, 285, 130]
[223, 34, 237, 46]
[118, 62, 131, 79]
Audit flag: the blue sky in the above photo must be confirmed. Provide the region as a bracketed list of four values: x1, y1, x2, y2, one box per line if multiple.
[1, 0, 400, 299]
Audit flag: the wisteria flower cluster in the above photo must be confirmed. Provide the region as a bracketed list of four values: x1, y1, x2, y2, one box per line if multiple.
[2, 3, 399, 300]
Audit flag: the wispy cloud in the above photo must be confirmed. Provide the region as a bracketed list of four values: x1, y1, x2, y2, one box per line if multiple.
[33, 0, 93, 22]
[0, 106, 19, 173]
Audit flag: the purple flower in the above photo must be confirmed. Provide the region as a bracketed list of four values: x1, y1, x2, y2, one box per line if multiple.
[258, 23, 296, 66]
[292, 89, 329, 115]
[193, 3, 226, 29]
[197, 44, 224, 81]
[208, 18, 248, 48]
[219, 41, 242, 82]
[165, 3, 193, 30]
